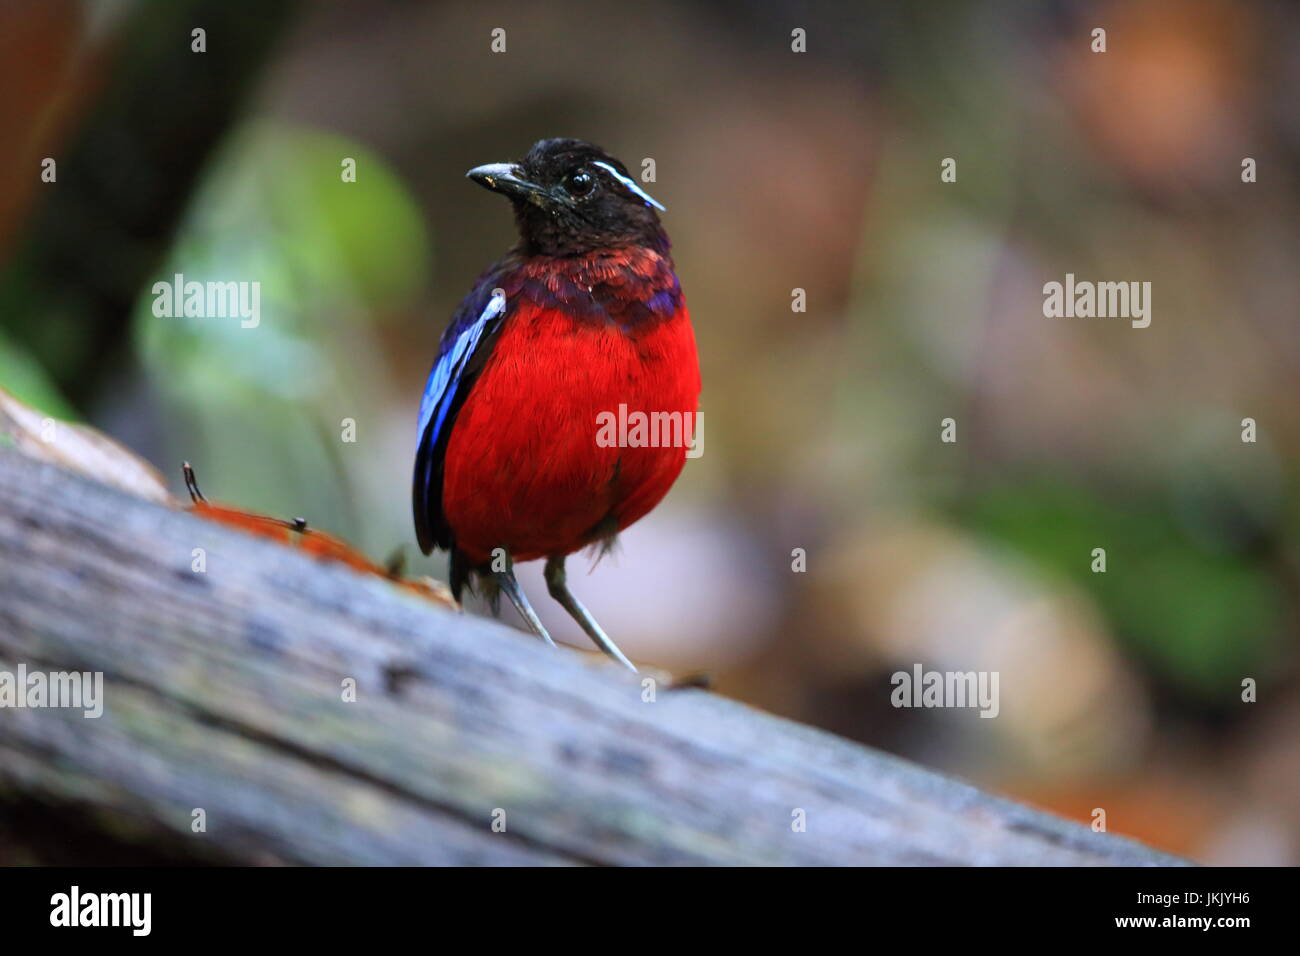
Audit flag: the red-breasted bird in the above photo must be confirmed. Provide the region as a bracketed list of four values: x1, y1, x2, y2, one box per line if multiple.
[413, 138, 700, 671]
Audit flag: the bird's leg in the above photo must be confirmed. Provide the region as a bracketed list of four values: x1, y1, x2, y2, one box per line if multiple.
[493, 552, 556, 648]
[544, 556, 637, 672]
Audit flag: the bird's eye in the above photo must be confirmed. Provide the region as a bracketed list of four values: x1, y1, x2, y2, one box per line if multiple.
[563, 169, 595, 198]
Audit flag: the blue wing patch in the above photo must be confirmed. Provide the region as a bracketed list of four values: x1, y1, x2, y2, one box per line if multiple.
[416, 287, 506, 450]
[592, 161, 665, 211]
[412, 285, 509, 555]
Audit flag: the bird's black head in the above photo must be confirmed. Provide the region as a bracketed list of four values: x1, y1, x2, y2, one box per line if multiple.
[467, 138, 669, 257]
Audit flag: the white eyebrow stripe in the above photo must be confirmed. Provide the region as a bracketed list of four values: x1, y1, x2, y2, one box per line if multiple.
[592, 161, 666, 211]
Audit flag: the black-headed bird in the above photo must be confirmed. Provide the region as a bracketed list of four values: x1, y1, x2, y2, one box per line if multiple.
[413, 139, 699, 671]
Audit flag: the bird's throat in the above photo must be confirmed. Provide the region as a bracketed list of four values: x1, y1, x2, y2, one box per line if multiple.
[507, 246, 684, 328]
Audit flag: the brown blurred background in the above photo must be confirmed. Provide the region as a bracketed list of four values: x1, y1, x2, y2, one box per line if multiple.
[1, 0, 1297, 864]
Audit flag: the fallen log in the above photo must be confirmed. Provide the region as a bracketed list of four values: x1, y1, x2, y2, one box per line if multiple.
[0, 446, 1186, 865]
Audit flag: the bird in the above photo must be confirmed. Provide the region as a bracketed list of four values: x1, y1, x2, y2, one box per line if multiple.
[413, 138, 700, 671]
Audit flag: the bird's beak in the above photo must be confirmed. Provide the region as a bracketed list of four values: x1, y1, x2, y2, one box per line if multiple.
[466, 163, 545, 202]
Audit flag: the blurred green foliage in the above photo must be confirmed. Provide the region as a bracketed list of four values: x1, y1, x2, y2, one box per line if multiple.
[137, 123, 428, 397]
[0, 331, 76, 420]
[961, 478, 1285, 702]
[133, 123, 429, 545]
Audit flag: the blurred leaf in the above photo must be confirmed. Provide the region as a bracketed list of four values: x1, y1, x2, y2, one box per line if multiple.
[131, 122, 430, 543]
[959, 478, 1285, 702]
[0, 330, 76, 421]
[136, 121, 430, 402]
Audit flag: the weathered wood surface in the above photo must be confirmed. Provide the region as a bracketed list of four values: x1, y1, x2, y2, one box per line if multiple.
[0, 446, 1187, 865]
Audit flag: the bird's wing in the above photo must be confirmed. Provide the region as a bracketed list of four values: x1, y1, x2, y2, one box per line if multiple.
[412, 274, 512, 555]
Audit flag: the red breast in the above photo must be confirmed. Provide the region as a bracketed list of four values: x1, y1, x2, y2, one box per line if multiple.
[442, 292, 699, 563]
